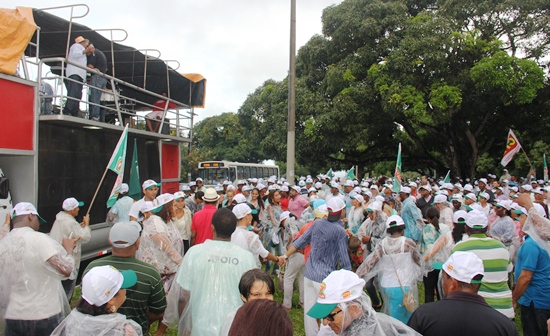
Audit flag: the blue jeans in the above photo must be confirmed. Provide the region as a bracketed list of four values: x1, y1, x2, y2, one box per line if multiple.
[63, 74, 83, 116]
[6, 312, 63, 336]
[520, 302, 550, 336]
[89, 74, 107, 119]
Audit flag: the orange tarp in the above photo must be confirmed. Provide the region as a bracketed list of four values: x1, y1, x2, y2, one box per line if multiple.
[0, 7, 37, 75]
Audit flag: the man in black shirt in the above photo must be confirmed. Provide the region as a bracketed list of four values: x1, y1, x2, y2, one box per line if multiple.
[87, 46, 108, 121]
[407, 251, 519, 336]
[415, 184, 433, 218]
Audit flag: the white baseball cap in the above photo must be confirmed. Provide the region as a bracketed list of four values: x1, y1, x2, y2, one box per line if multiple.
[463, 184, 474, 192]
[314, 182, 322, 189]
[386, 215, 405, 229]
[10, 202, 46, 223]
[173, 191, 186, 200]
[307, 270, 365, 319]
[442, 251, 484, 284]
[409, 182, 417, 188]
[522, 185, 533, 192]
[291, 186, 301, 193]
[242, 186, 251, 192]
[400, 186, 411, 194]
[366, 201, 382, 213]
[453, 210, 468, 225]
[465, 210, 488, 229]
[119, 183, 129, 193]
[142, 179, 160, 190]
[82, 265, 137, 306]
[308, 187, 318, 193]
[464, 193, 477, 201]
[256, 183, 266, 190]
[62, 197, 84, 211]
[327, 198, 346, 214]
[233, 194, 247, 204]
[419, 184, 432, 191]
[281, 186, 289, 192]
[232, 203, 252, 219]
[109, 221, 141, 248]
[153, 193, 175, 210]
[432, 194, 447, 204]
[280, 211, 291, 222]
[351, 194, 364, 203]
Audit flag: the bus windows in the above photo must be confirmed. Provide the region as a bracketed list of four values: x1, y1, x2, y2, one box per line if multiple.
[229, 167, 237, 182]
[237, 166, 244, 181]
[244, 166, 250, 180]
[250, 167, 256, 178]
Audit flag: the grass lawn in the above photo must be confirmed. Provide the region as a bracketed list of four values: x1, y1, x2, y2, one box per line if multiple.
[72, 277, 523, 336]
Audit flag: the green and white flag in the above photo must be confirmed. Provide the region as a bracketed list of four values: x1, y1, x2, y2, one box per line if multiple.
[107, 124, 129, 207]
[346, 166, 355, 180]
[443, 170, 451, 183]
[129, 139, 141, 201]
[544, 154, 548, 181]
[392, 143, 402, 193]
[326, 168, 334, 179]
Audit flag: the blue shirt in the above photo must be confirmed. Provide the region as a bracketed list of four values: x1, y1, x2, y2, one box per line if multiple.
[292, 218, 351, 283]
[514, 236, 550, 309]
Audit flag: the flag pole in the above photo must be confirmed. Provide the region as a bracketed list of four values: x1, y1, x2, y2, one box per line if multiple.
[87, 124, 129, 216]
[520, 146, 535, 178]
[86, 165, 111, 216]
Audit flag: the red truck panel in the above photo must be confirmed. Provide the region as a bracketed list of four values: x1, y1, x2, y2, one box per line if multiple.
[0, 78, 35, 150]
[162, 143, 180, 180]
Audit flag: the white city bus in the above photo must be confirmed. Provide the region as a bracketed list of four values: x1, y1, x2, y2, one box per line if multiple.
[197, 161, 280, 185]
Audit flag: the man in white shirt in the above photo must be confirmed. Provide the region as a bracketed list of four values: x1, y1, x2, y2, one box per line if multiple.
[49, 197, 91, 301]
[129, 179, 160, 221]
[63, 36, 95, 116]
[0, 202, 76, 335]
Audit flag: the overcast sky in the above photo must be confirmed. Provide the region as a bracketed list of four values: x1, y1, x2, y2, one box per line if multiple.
[7, 0, 343, 123]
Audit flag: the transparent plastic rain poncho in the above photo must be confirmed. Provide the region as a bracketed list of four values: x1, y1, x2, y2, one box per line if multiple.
[163, 240, 256, 336]
[0, 227, 74, 335]
[357, 210, 387, 255]
[422, 230, 468, 274]
[522, 207, 550, 256]
[356, 236, 423, 324]
[136, 215, 183, 291]
[347, 205, 365, 235]
[488, 215, 521, 262]
[50, 309, 143, 336]
[325, 293, 421, 336]
[400, 198, 424, 242]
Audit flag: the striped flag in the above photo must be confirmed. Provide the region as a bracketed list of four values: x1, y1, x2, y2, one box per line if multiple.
[500, 129, 521, 167]
[107, 124, 129, 207]
[392, 143, 402, 193]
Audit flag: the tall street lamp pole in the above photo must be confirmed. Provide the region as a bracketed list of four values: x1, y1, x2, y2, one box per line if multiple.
[286, 0, 296, 183]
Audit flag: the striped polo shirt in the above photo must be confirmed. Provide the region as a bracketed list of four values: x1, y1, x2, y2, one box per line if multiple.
[452, 233, 514, 318]
[84, 256, 167, 334]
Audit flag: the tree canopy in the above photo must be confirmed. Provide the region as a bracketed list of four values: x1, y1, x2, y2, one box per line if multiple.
[188, 0, 550, 180]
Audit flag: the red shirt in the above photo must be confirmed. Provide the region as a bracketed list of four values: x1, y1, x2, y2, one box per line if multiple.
[280, 197, 289, 211]
[191, 204, 217, 245]
[295, 221, 313, 262]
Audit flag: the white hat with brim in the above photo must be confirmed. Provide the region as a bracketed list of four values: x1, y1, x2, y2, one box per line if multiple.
[465, 210, 488, 229]
[307, 270, 365, 319]
[11, 202, 46, 224]
[233, 194, 247, 204]
[142, 179, 161, 190]
[385, 215, 405, 229]
[82, 265, 137, 306]
[109, 221, 141, 248]
[326, 198, 345, 214]
[62, 197, 84, 211]
[442, 251, 484, 284]
[232, 203, 252, 219]
[202, 188, 220, 202]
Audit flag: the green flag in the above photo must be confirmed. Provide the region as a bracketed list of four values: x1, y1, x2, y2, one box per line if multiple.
[346, 166, 355, 180]
[544, 154, 548, 181]
[129, 139, 141, 200]
[107, 125, 129, 208]
[392, 143, 402, 193]
[327, 168, 334, 179]
[443, 170, 451, 183]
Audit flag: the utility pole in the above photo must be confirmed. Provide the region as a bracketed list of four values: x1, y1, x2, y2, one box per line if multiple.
[286, 0, 296, 183]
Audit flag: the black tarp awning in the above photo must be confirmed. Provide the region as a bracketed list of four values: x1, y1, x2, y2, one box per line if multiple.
[27, 8, 206, 108]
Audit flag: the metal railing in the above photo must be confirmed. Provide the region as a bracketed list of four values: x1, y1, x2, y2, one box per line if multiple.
[38, 57, 193, 139]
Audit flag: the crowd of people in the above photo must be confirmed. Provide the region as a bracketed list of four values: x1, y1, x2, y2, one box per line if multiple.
[1, 171, 550, 336]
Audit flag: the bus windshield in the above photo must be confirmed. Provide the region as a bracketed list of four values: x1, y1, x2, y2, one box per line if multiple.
[197, 167, 232, 185]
